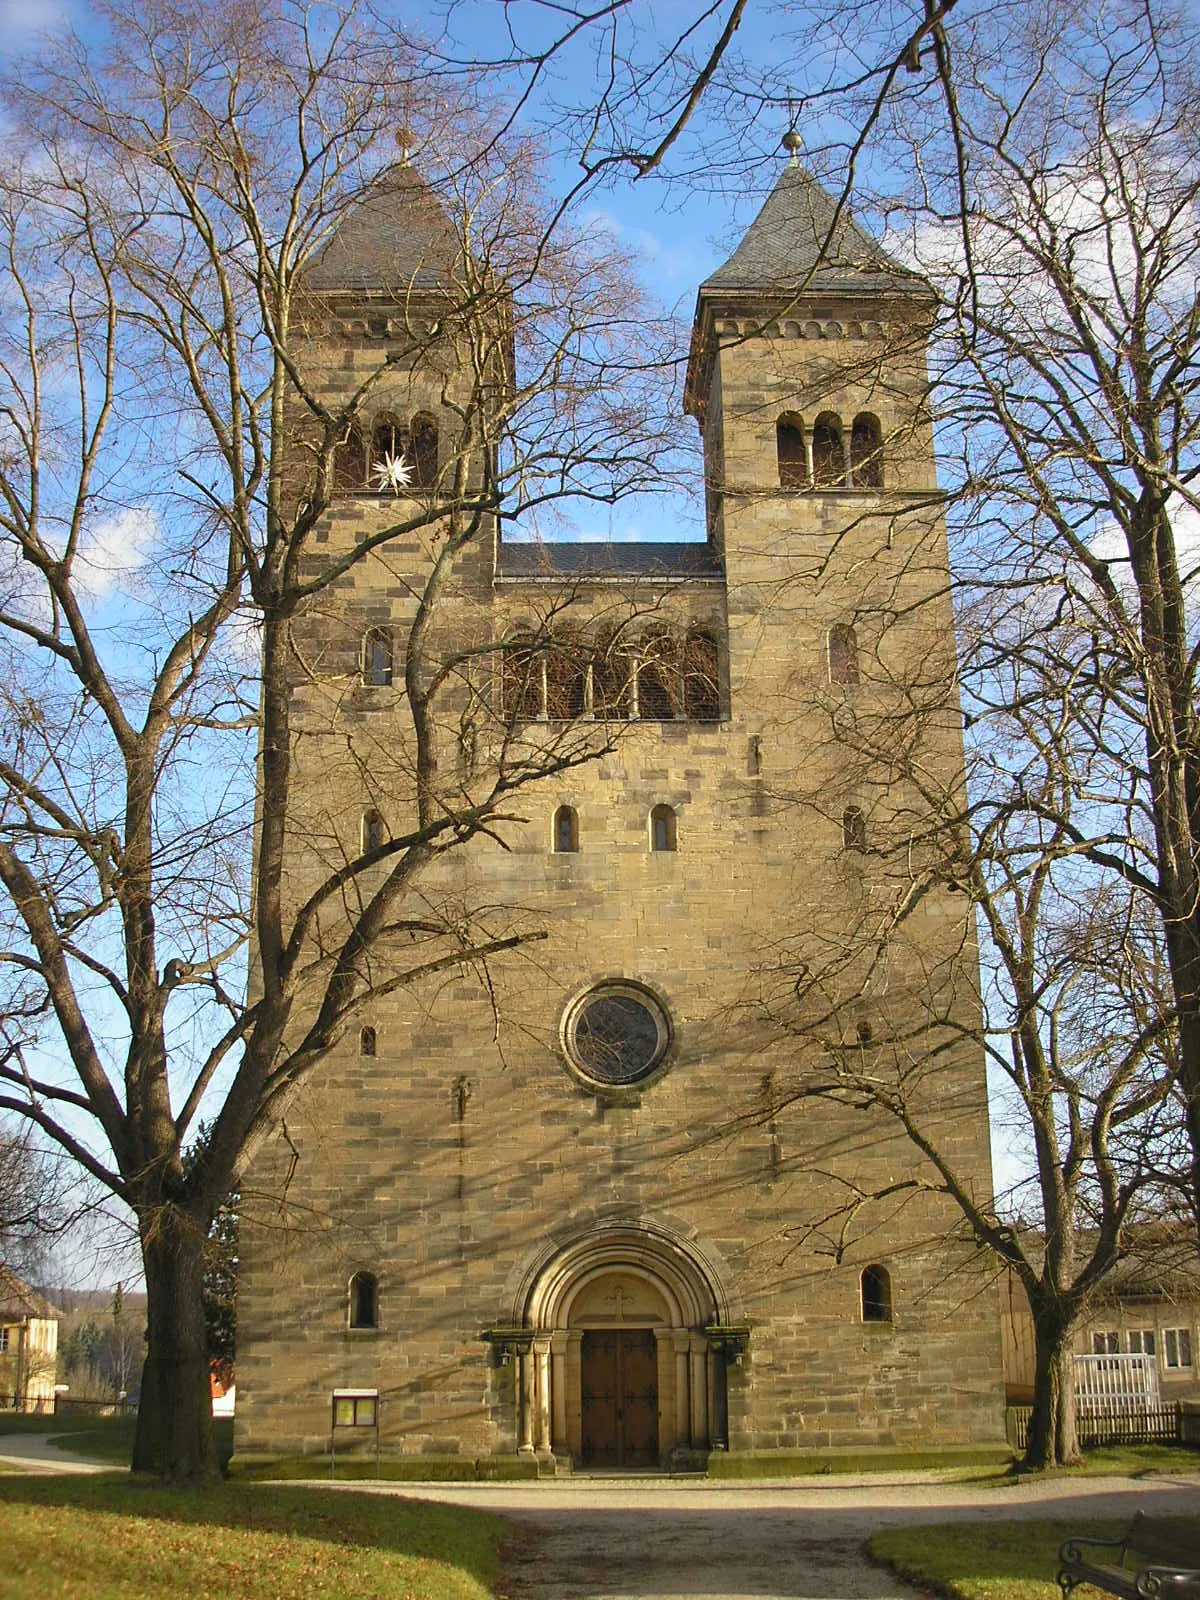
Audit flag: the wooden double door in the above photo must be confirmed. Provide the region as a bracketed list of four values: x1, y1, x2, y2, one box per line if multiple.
[580, 1328, 659, 1467]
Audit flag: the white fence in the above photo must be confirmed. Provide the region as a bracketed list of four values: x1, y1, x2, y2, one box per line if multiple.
[1073, 1352, 1161, 1417]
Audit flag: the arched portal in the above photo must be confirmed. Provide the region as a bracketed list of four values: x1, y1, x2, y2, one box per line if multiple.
[510, 1223, 738, 1466]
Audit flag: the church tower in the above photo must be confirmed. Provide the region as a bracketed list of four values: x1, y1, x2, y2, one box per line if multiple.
[234, 158, 1005, 1473]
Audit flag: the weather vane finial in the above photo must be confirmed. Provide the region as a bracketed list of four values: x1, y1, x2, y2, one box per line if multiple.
[781, 97, 803, 166]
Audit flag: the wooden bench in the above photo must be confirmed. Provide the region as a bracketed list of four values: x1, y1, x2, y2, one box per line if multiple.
[1058, 1513, 1200, 1599]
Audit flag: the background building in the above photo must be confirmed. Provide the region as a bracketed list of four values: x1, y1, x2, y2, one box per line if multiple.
[0, 1267, 59, 1414]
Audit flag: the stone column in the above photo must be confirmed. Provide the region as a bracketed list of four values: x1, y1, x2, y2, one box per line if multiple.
[708, 1341, 728, 1449]
[565, 1330, 584, 1459]
[804, 432, 815, 488]
[689, 1335, 709, 1448]
[550, 1333, 569, 1455]
[533, 1337, 552, 1454]
[673, 1331, 691, 1448]
[517, 1349, 535, 1454]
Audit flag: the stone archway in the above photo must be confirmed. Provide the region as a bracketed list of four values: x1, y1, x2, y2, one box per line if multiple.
[512, 1223, 734, 1466]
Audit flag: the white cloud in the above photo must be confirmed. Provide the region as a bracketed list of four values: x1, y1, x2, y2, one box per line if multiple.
[76, 505, 158, 600]
[1087, 495, 1200, 622]
[0, 0, 69, 38]
[222, 605, 263, 666]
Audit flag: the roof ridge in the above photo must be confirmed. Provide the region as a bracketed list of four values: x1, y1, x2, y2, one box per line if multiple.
[700, 162, 918, 297]
[304, 162, 464, 295]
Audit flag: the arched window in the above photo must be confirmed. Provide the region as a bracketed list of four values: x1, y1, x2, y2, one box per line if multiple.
[553, 804, 579, 854]
[828, 623, 859, 687]
[359, 1026, 376, 1057]
[850, 413, 883, 489]
[842, 806, 867, 852]
[592, 641, 633, 719]
[650, 804, 677, 852]
[861, 1264, 892, 1323]
[371, 413, 406, 478]
[362, 809, 384, 854]
[546, 635, 588, 720]
[410, 411, 438, 488]
[637, 634, 678, 721]
[812, 413, 845, 487]
[502, 634, 544, 722]
[776, 414, 807, 488]
[349, 1271, 378, 1330]
[683, 630, 721, 721]
[361, 627, 392, 687]
[333, 423, 366, 490]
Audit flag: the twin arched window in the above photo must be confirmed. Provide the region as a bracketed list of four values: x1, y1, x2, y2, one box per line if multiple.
[777, 412, 883, 491]
[335, 410, 440, 491]
[349, 1270, 378, 1330]
[550, 803, 678, 853]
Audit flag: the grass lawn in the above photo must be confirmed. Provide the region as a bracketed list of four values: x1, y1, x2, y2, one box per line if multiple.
[0, 1473, 505, 1600]
[871, 1517, 1200, 1600]
[872, 1519, 1122, 1600]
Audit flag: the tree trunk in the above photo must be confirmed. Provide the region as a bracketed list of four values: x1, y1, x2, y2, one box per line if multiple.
[132, 1206, 217, 1480]
[1025, 1310, 1081, 1469]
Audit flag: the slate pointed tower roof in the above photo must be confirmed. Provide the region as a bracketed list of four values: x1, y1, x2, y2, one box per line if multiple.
[685, 160, 925, 418]
[700, 160, 918, 299]
[304, 163, 463, 295]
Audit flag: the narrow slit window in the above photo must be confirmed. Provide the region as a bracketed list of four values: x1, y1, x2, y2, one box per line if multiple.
[333, 423, 367, 490]
[684, 630, 721, 721]
[650, 804, 677, 852]
[553, 804, 579, 854]
[777, 415, 807, 488]
[371, 414, 407, 478]
[861, 1264, 892, 1323]
[502, 634, 544, 722]
[828, 624, 859, 687]
[410, 412, 438, 488]
[359, 1026, 376, 1057]
[637, 635, 678, 721]
[592, 644, 633, 719]
[842, 806, 867, 852]
[850, 413, 883, 489]
[362, 810, 385, 854]
[546, 637, 588, 720]
[348, 1271, 378, 1330]
[362, 627, 393, 687]
[812, 414, 845, 487]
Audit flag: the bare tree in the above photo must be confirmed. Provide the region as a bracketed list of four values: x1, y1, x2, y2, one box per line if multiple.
[885, 0, 1200, 1226]
[0, 2, 683, 1480]
[735, 0, 1200, 1465]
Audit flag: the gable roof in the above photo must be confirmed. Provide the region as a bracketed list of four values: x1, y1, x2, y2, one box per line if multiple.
[0, 1265, 58, 1322]
[496, 540, 723, 581]
[304, 164, 463, 295]
[699, 161, 919, 299]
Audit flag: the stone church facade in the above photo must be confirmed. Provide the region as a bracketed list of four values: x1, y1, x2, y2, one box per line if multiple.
[235, 161, 1006, 1470]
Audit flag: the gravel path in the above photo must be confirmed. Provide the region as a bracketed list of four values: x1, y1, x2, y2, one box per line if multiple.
[351, 1470, 1200, 1600]
[0, 1431, 113, 1474]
